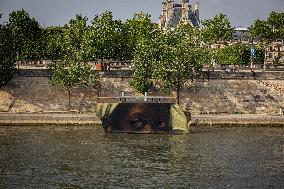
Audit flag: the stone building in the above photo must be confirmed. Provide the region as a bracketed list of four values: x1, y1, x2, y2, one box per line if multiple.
[158, 0, 200, 29]
[265, 40, 284, 64]
[231, 28, 284, 64]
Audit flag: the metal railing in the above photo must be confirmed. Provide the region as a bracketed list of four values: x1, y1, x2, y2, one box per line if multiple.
[16, 60, 133, 71]
[98, 92, 176, 103]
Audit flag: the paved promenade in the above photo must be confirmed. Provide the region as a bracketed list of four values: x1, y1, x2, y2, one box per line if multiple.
[191, 114, 284, 126]
[0, 113, 101, 126]
[0, 113, 283, 126]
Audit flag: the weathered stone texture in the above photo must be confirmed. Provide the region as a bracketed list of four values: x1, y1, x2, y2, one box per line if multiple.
[183, 80, 284, 114]
[0, 71, 284, 114]
[1, 77, 98, 112]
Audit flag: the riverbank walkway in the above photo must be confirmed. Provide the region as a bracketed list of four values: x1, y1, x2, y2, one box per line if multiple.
[0, 113, 283, 126]
[191, 114, 284, 126]
[0, 113, 101, 126]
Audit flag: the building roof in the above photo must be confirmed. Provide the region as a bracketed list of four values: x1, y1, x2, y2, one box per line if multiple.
[235, 27, 249, 31]
[159, 0, 200, 29]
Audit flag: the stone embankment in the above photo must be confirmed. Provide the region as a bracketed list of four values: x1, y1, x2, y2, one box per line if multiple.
[0, 69, 284, 126]
[184, 79, 284, 114]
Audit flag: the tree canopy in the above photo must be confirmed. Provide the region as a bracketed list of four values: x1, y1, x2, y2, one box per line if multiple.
[0, 24, 16, 87]
[129, 12, 160, 93]
[8, 9, 42, 60]
[154, 24, 201, 104]
[201, 13, 234, 45]
[49, 15, 97, 110]
[250, 11, 284, 44]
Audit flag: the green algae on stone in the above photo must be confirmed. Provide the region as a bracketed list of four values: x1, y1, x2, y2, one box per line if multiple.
[170, 104, 189, 132]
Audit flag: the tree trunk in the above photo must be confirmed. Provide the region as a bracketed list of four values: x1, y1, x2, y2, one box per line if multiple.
[177, 86, 180, 105]
[67, 88, 71, 110]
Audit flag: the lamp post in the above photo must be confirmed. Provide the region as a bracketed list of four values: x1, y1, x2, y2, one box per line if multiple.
[250, 38, 254, 70]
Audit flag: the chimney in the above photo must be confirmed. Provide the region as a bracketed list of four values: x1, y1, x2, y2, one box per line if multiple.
[194, 1, 200, 20]
[182, 0, 190, 18]
[165, 0, 174, 23]
[162, 1, 167, 16]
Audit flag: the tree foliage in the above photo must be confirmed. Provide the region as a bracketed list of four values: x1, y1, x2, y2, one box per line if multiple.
[8, 9, 42, 60]
[129, 12, 160, 93]
[201, 13, 234, 45]
[216, 44, 249, 65]
[250, 11, 284, 44]
[0, 24, 16, 87]
[154, 24, 201, 104]
[250, 11, 284, 64]
[130, 37, 157, 93]
[62, 15, 92, 62]
[254, 47, 265, 64]
[42, 26, 65, 60]
[50, 61, 96, 109]
[91, 11, 124, 60]
[49, 15, 97, 110]
[215, 44, 265, 65]
[127, 12, 158, 60]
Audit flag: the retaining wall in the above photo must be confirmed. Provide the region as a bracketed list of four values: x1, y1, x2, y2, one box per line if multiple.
[0, 70, 283, 114]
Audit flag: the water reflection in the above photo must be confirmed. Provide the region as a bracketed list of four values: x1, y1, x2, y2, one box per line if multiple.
[0, 126, 283, 188]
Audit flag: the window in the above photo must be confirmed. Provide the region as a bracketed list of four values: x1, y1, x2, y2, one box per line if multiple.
[268, 53, 273, 59]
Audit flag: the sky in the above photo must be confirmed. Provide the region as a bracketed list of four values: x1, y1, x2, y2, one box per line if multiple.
[0, 0, 284, 27]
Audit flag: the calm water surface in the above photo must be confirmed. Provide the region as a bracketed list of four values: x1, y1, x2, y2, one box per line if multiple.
[0, 126, 283, 188]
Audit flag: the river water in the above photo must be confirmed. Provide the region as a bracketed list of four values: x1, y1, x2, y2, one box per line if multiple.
[0, 126, 283, 188]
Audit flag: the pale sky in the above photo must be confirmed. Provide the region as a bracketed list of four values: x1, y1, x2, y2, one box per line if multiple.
[0, 0, 284, 27]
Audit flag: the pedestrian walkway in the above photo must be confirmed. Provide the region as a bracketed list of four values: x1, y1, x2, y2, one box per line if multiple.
[0, 113, 101, 126]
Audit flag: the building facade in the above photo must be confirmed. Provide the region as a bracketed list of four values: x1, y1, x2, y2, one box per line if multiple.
[158, 0, 200, 29]
[265, 40, 284, 64]
[231, 28, 284, 64]
[158, 2, 283, 65]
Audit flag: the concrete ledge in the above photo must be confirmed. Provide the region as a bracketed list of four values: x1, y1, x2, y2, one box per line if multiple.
[0, 113, 102, 126]
[0, 113, 284, 127]
[191, 114, 284, 126]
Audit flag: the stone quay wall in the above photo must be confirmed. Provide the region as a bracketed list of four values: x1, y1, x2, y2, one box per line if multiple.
[0, 69, 283, 114]
[14, 69, 284, 80]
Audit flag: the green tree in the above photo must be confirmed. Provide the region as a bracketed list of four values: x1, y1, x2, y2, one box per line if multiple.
[91, 11, 122, 60]
[0, 24, 16, 87]
[50, 15, 97, 110]
[216, 43, 250, 65]
[8, 9, 42, 60]
[128, 12, 161, 93]
[250, 11, 284, 64]
[154, 24, 201, 104]
[201, 13, 234, 45]
[200, 13, 233, 69]
[250, 11, 284, 44]
[130, 37, 159, 93]
[127, 12, 159, 60]
[50, 61, 96, 110]
[254, 47, 265, 64]
[42, 26, 65, 60]
[62, 15, 92, 62]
